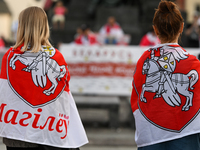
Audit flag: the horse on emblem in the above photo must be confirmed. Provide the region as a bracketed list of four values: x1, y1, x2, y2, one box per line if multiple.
[141, 58, 198, 111]
[9, 50, 66, 96]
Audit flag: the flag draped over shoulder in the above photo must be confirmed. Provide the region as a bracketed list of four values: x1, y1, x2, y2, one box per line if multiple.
[131, 43, 200, 147]
[0, 45, 88, 148]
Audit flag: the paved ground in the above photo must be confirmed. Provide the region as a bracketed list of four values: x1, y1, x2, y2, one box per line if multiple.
[81, 146, 137, 150]
[80, 127, 137, 150]
[0, 137, 5, 150]
[0, 128, 137, 150]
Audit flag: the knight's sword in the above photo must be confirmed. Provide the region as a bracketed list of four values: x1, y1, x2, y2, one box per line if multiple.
[42, 52, 46, 76]
[163, 71, 176, 94]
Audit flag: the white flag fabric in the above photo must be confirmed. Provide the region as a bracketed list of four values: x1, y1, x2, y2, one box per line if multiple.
[131, 43, 200, 147]
[0, 45, 88, 148]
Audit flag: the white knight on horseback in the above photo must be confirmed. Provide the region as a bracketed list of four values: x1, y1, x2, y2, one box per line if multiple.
[150, 46, 188, 98]
[141, 46, 198, 111]
[9, 46, 67, 96]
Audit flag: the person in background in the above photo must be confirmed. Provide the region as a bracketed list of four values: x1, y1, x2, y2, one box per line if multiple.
[99, 16, 124, 45]
[198, 16, 200, 47]
[52, 0, 68, 30]
[44, 0, 53, 13]
[185, 11, 200, 47]
[74, 24, 98, 45]
[139, 27, 160, 47]
[43, 0, 53, 20]
[0, 36, 5, 50]
[0, 6, 88, 150]
[131, 0, 200, 149]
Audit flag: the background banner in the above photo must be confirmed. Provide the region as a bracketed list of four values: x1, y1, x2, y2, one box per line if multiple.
[60, 45, 199, 96]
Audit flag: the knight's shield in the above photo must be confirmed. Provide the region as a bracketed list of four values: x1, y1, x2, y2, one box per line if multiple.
[158, 52, 176, 72]
[7, 49, 67, 108]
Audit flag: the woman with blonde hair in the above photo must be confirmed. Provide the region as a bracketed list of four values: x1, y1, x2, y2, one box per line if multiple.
[131, 0, 200, 149]
[0, 6, 88, 150]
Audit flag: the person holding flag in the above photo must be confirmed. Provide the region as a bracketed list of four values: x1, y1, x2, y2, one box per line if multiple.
[131, 0, 200, 149]
[0, 6, 88, 150]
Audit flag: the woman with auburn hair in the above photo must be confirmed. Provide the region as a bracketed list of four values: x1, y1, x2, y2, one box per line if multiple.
[131, 0, 200, 149]
[0, 6, 88, 150]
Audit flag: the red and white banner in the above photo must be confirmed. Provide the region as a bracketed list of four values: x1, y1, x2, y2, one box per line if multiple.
[60, 45, 146, 96]
[131, 43, 200, 147]
[60, 44, 200, 96]
[0, 45, 88, 148]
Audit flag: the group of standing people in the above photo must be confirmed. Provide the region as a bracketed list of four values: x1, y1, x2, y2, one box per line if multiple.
[185, 11, 200, 48]
[74, 16, 127, 46]
[1, 0, 200, 150]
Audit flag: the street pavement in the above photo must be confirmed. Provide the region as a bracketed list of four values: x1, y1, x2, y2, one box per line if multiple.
[81, 127, 137, 150]
[0, 137, 5, 150]
[0, 128, 137, 150]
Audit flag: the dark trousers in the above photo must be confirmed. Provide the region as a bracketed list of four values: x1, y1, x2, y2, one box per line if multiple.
[7, 146, 80, 150]
[138, 133, 200, 150]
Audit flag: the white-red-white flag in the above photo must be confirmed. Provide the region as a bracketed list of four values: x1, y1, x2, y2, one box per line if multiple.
[131, 43, 200, 147]
[0, 45, 88, 148]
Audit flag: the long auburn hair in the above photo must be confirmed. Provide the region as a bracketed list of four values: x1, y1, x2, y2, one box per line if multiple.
[153, 0, 184, 42]
[13, 6, 52, 52]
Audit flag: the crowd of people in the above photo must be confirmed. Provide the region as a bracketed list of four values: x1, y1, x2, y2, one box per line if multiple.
[52, 0, 199, 48]
[1, 0, 200, 51]
[73, 16, 129, 46]
[71, 13, 200, 47]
